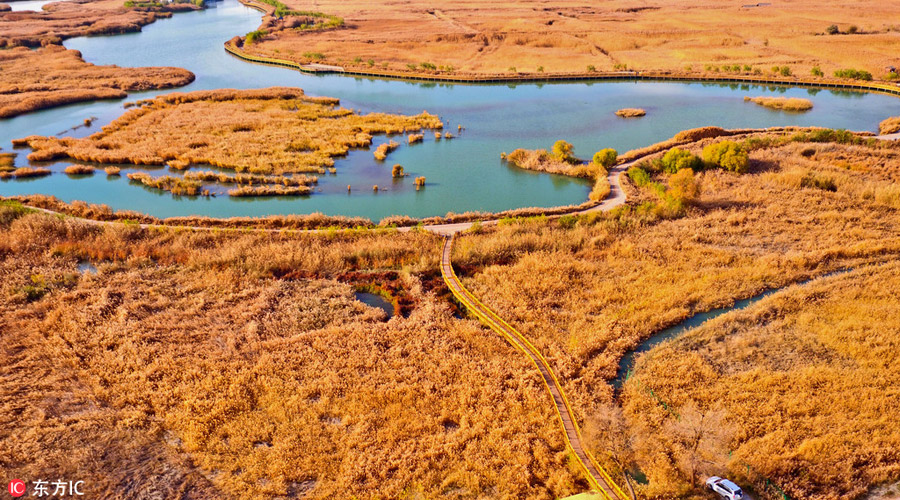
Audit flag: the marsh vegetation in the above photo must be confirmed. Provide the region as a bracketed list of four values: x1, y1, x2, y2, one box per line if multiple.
[744, 96, 814, 112]
[15, 88, 443, 181]
[453, 134, 900, 498]
[0, 203, 587, 499]
[615, 108, 646, 118]
[0, 45, 194, 118]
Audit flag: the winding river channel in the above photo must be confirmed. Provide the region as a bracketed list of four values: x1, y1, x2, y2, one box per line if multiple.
[2, 0, 899, 220]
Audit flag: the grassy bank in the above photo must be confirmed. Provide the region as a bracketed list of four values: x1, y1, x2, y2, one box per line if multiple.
[0, 204, 587, 499]
[451, 136, 900, 497]
[15, 87, 443, 176]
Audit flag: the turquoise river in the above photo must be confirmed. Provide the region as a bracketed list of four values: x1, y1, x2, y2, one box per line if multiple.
[1, 0, 899, 220]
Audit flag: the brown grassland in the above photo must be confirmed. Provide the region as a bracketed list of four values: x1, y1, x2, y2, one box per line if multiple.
[15, 87, 443, 175]
[623, 261, 900, 499]
[0, 205, 588, 499]
[3, 133, 900, 498]
[243, 0, 900, 80]
[0, 0, 199, 117]
[0, 45, 194, 119]
[452, 136, 900, 498]
[0, 0, 198, 48]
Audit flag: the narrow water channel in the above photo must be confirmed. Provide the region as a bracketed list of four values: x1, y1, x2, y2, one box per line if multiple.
[2, 0, 899, 220]
[612, 269, 852, 388]
[355, 292, 395, 319]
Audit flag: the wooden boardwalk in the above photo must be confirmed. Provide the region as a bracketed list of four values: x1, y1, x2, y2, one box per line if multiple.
[440, 236, 629, 500]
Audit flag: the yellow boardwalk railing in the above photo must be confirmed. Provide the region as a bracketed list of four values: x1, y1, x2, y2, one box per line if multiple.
[440, 235, 630, 500]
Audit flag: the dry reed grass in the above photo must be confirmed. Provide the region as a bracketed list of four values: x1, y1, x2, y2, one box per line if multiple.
[372, 140, 398, 160]
[0, 152, 15, 171]
[243, 0, 900, 79]
[879, 116, 900, 135]
[0, 0, 198, 48]
[0, 206, 586, 499]
[0, 45, 194, 118]
[184, 170, 317, 186]
[104, 166, 121, 176]
[17, 87, 443, 175]
[505, 148, 592, 178]
[451, 137, 900, 497]
[504, 147, 611, 202]
[63, 164, 96, 175]
[744, 96, 814, 112]
[227, 184, 311, 197]
[0, 167, 51, 179]
[127, 172, 203, 196]
[615, 108, 646, 118]
[623, 262, 900, 499]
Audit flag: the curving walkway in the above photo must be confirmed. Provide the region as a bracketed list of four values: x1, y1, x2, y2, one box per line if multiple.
[441, 235, 629, 499]
[436, 160, 634, 498]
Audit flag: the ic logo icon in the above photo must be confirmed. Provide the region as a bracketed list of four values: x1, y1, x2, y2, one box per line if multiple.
[8, 479, 26, 498]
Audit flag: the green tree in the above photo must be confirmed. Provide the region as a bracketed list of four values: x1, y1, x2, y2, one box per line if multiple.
[702, 141, 749, 173]
[826, 24, 840, 35]
[593, 148, 618, 168]
[661, 148, 702, 174]
[552, 140, 576, 163]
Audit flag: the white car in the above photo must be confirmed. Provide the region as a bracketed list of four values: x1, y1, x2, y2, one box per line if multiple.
[706, 476, 745, 500]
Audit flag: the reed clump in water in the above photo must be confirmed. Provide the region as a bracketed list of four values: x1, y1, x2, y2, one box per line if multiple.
[744, 96, 813, 112]
[127, 172, 202, 196]
[16, 87, 443, 176]
[0, 167, 51, 179]
[391, 164, 404, 178]
[408, 133, 424, 144]
[615, 108, 646, 118]
[105, 167, 121, 176]
[64, 165, 96, 175]
[184, 170, 317, 186]
[0, 152, 15, 172]
[227, 185, 312, 197]
[373, 140, 399, 161]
